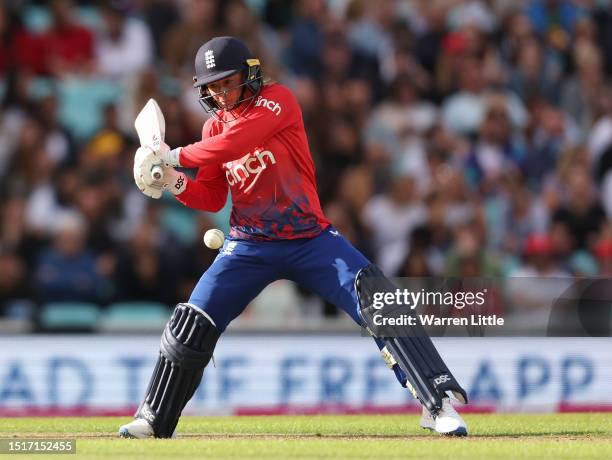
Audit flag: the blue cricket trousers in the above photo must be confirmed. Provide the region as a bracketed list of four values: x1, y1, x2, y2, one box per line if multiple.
[188, 227, 369, 332]
[188, 226, 410, 389]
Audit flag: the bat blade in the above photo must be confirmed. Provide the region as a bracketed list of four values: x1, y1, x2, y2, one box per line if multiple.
[134, 98, 166, 182]
[134, 98, 165, 151]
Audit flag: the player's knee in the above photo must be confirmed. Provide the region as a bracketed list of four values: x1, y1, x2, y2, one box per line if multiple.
[161, 303, 220, 368]
[355, 263, 395, 318]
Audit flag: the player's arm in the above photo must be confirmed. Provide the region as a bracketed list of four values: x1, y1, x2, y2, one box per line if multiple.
[173, 165, 228, 212]
[134, 147, 228, 211]
[162, 87, 295, 168]
[178, 109, 287, 167]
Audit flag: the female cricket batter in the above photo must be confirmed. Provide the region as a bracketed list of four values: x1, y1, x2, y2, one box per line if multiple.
[122, 36, 468, 438]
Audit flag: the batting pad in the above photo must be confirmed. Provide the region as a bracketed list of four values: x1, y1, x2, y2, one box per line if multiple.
[356, 264, 468, 415]
[136, 303, 220, 437]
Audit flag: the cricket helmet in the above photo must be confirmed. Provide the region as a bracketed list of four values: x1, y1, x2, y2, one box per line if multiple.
[192, 36, 263, 116]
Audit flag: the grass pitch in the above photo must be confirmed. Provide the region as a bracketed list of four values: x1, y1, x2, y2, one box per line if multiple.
[1, 413, 611, 459]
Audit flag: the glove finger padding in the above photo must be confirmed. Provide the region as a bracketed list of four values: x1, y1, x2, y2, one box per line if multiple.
[133, 147, 186, 199]
[134, 147, 162, 185]
[134, 147, 164, 199]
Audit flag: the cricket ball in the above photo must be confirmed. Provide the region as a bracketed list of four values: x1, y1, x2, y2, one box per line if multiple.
[203, 228, 225, 249]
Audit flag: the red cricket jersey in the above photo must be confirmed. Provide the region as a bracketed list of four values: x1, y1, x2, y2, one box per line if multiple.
[175, 83, 330, 240]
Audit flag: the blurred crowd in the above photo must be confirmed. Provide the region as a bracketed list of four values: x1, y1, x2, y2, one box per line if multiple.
[2, 0, 612, 324]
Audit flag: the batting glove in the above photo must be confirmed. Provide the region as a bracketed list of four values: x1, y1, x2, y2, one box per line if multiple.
[154, 142, 182, 167]
[133, 147, 187, 199]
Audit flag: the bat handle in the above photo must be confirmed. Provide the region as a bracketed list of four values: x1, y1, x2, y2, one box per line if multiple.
[151, 165, 164, 181]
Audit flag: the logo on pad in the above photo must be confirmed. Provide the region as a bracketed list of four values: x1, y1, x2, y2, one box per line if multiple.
[434, 374, 451, 386]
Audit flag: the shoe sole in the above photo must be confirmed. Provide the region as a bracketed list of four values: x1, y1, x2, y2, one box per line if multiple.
[118, 427, 145, 439]
[118, 427, 176, 439]
[119, 428, 133, 438]
[421, 425, 468, 437]
[440, 426, 468, 437]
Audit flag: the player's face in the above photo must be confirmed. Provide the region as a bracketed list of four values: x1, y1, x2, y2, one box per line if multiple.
[206, 73, 245, 110]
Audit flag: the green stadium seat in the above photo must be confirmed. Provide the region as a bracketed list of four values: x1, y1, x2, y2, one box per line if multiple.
[57, 78, 123, 141]
[23, 5, 103, 33]
[97, 302, 170, 332]
[39, 302, 101, 331]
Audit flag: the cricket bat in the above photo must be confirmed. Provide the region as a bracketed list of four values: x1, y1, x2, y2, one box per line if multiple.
[134, 98, 165, 181]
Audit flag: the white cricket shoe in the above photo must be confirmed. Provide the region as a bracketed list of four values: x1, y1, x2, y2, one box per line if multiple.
[419, 397, 468, 436]
[119, 418, 179, 439]
[119, 418, 177, 439]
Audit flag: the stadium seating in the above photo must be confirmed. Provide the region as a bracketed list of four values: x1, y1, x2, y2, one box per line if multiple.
[39, 302, 101, 332]
[96, 302, 170, 333]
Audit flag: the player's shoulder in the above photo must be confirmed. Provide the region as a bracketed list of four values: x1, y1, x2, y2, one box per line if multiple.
[258, 82, 298, 108]
[203, 114, 221, 136]
[261, 82, 292, 96]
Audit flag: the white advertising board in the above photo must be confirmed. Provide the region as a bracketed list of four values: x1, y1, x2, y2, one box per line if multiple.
[0, 336, 610, 414]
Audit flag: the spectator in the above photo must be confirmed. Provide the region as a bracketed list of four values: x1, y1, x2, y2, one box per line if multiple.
[175, 215, 220, 301]
[523, 100, 580, 190]
[34, 210, 107, 304]
[345, 0, 395, 82]
[287, 0, 326, 79]
[498, 12, 535, 66]
[397, 249, 431, 277]
[593, 1, 612, 74]
[502, 181, 549, 255]
[552, 167, 605, 250]
[506, 37, 562, 105]
[561, 42, 604, 137]
[114, 220, 178, 305]
[37, 94, 75, 167]
[463, 96, 525, 190]
[0, 4, 45, 75]
[0, 247, 30, 317]
[525, 0, 584, 53]
[366, 74, 437, 188]
[0, 195, 44, 272]
[223, 0, 280, 79]
[445, 222, 501, 278]
[411, 1, 446, 76]
[96, 1, 154, 79]
[162, 0, 221, 74]
[507, 233, 571, 312]
[362, 173, 427, 274]
[315, 115, 362, 202]
[140, 0, 181, 58]
[441, 57, 527, 136]
[396, 224, 445, 277]
[589, 86, 612, 171]
[336, 165, 374, 218]
[40, 0, 95, 76]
